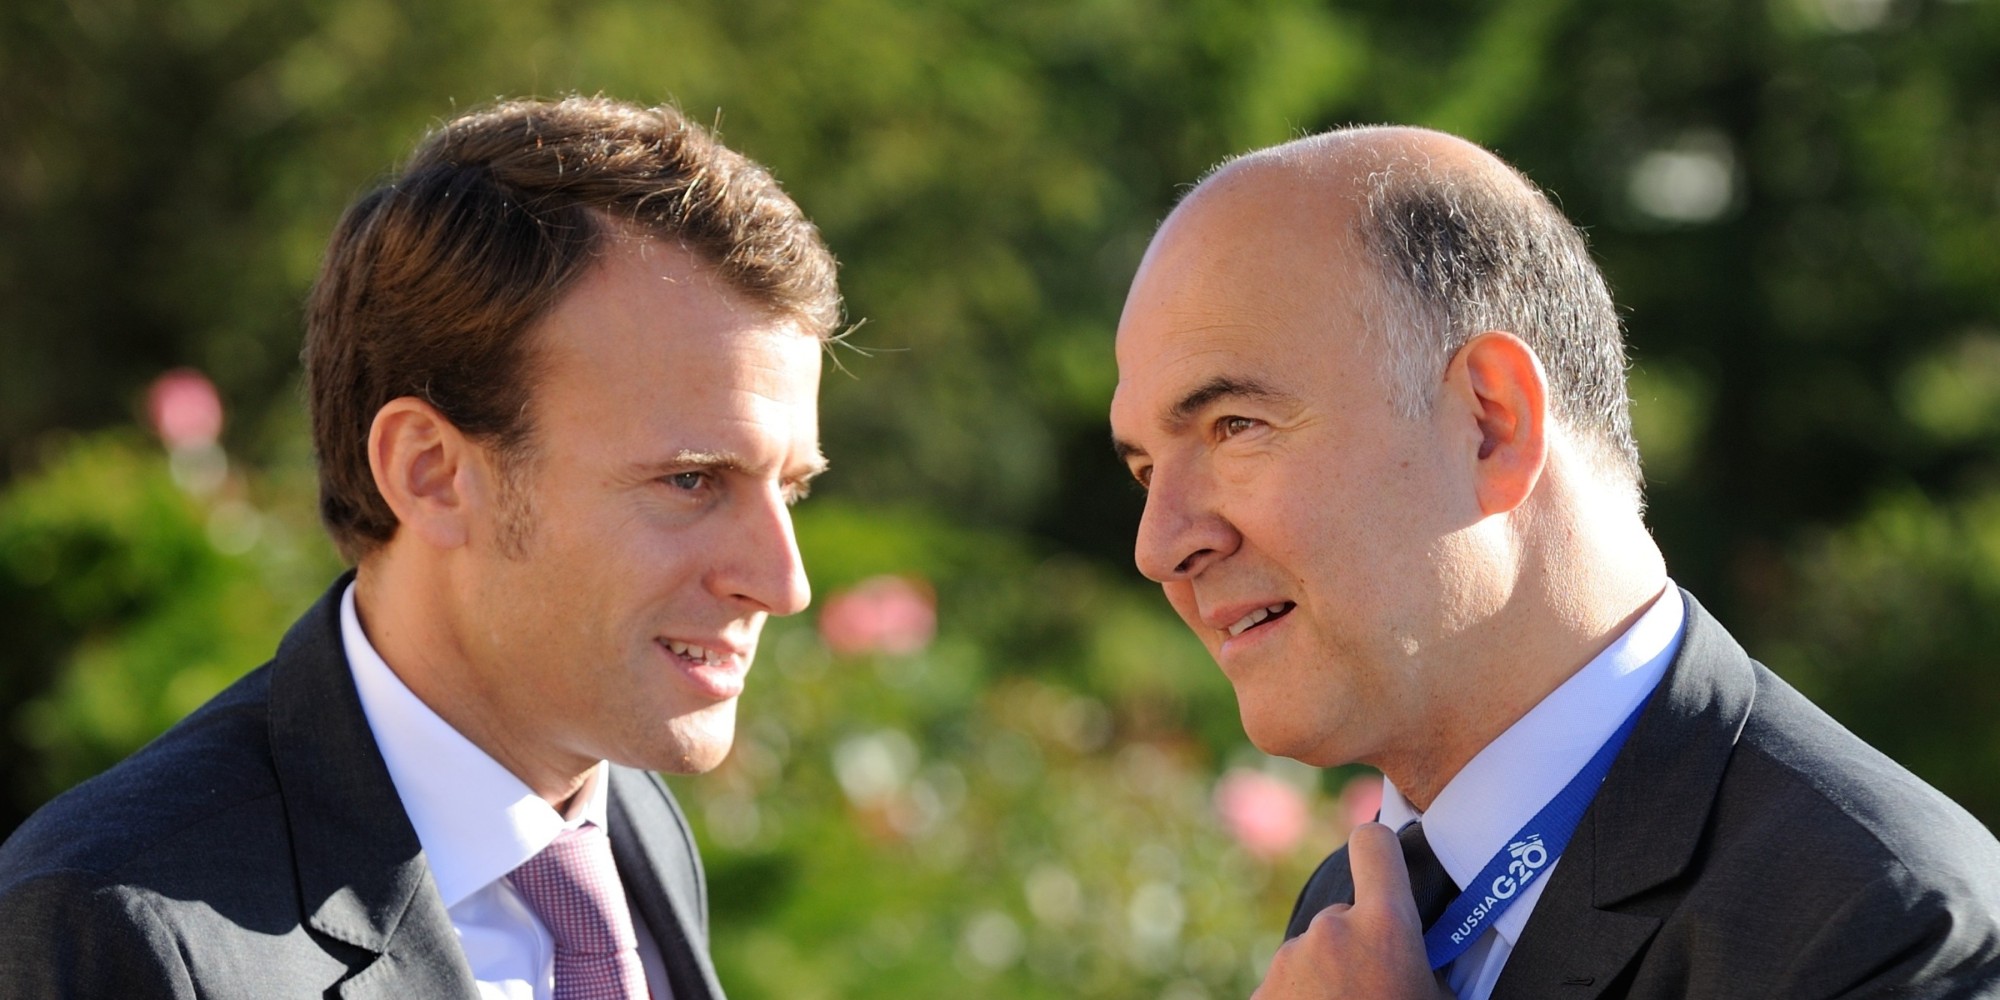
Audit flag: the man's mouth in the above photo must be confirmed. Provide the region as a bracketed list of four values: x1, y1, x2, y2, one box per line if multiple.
[1226, 602, 1295, 637]
[659, 638, 751, 700]
[662, 639, 734, 667]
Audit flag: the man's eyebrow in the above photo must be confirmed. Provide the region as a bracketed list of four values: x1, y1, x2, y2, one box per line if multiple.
[659, 449, 738, 470]
[794, 451, 831, 481]
[639, 449, 830, 479]
[1111, 375, 1287, 463]
[1167, 375, 1286, 427]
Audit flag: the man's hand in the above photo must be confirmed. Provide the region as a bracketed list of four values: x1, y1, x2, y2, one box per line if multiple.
[1253, 823, 1452, 1000]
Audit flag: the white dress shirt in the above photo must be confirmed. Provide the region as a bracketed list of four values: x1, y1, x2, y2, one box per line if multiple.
[1379, 585, 1686, 1000]
[341, 583, 671, 1000]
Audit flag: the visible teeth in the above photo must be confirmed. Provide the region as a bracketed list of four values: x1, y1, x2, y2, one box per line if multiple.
[1227, 603, 1291, 637]
[666, 640, 726, 666]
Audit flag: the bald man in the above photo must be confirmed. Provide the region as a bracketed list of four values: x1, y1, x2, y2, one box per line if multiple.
[1110, 127, 2000, 999]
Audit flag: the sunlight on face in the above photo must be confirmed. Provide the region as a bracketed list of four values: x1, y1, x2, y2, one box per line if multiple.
[1108, 170, 1463, 769]
[462, 236, 824, 777]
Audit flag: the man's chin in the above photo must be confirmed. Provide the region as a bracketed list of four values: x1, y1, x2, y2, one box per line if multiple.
[1239, 711, 1343, 768]
[638, 703, 740, 774]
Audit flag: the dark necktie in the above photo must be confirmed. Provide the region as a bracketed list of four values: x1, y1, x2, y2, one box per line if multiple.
[1396, 821, 1461, 930]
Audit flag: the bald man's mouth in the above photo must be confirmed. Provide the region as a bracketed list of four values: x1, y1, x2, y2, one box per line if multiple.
[1226, 602, 1295, 637]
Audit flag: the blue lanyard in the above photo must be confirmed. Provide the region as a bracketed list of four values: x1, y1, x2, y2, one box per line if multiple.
[1420, 693, 1653, 970]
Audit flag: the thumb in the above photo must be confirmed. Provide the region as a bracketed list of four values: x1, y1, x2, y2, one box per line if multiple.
[1347, 822, 1420, 929]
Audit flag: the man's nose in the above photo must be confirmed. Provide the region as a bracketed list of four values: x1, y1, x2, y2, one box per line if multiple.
[1133, 466, 1236, 583]
[719, 485, 812, 616]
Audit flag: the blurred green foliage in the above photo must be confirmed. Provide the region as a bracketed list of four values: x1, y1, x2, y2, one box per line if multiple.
[5, 0, 2000, 996]
[1765, 487, 2000, 823]
[0, 434, 339, 807]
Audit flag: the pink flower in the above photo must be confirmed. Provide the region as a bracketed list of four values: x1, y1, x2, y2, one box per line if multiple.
[146, 369, 224, 450]
[1213, 768, 1310, 860]
[1338, 772, 1384, 832]
[817, 575, 937, 656]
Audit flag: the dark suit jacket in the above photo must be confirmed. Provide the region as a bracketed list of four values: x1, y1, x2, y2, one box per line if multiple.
[0, 576, 727, 999]
[1285, 591, 2000, 998]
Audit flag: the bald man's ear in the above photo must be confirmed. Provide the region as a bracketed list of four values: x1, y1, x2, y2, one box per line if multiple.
[1444, 332, 1548, 516]
[368, 397, 479, 552]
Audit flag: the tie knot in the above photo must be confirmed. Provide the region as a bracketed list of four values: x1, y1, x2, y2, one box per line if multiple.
[508, 823, 640, 958]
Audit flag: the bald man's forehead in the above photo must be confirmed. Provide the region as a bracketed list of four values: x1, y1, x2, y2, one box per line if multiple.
[1149, 164, 1364, 280]
[1180, 126, 1533, 227]
[1115, 127, 1522, 388]
[1117, 178, 1387, 380]
[1119, 201, 1343, 361]
[1232, 126, 1517, 181]
[1181, 150, 1360, 222]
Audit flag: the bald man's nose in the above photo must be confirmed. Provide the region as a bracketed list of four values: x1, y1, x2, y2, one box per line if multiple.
[1133, 470, 1236, 583]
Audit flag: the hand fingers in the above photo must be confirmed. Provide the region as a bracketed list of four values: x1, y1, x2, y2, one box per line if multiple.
[1302, 901, 1352, 934]
[1346, 822, 1420, 928]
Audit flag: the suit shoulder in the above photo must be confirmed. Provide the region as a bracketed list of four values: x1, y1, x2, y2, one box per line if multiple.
[1718, 663, 2000, 926]
[0, 865, 198, 996]
[1694, 672, 2000, 994]
[0, 663, 285, 891]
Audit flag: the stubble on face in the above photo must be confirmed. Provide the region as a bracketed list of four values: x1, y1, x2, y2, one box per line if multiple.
[450, 236, 821, 795]
[487, 442, 541, 561]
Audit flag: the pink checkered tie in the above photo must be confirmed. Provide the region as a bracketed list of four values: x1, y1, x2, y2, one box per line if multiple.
[507, 822, 649, 1000]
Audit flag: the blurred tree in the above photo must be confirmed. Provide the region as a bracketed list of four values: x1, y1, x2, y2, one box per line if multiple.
[1763, 487, 2000, 822]
[0, 432, 337, 829]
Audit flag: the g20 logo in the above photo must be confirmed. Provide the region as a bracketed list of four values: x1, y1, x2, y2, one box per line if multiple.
[1488, 834, 1549, 899]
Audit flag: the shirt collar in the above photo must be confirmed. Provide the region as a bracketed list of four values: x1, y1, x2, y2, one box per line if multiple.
[340, 582, 609, 908]
[1379, 584, 1686, 943]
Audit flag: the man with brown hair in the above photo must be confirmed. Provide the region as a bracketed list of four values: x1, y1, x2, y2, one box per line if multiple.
[1111, 126, 2000, 998]
[0, 96, 840, 999]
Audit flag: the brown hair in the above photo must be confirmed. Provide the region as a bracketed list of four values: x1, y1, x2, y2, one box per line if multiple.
[304, 96, 841, 563]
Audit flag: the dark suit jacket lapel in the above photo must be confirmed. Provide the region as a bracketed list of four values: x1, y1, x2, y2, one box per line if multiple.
[1491, 591, 1756, 1000]
[265, 574, 479, 1000]
[610, 767, 725, 1000]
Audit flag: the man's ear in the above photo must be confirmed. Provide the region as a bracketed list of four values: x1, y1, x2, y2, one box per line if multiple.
[1443, 331, 1548, 516]
[368, 397, 476, 551]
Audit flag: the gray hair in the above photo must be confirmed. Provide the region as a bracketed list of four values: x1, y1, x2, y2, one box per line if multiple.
[1358, 154, 1643, 495]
